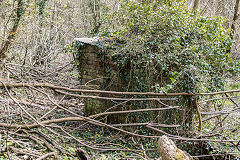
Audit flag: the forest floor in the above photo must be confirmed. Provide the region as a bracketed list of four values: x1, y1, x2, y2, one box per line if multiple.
[0, 49, 240, 160]
[0, 51, 162, 159]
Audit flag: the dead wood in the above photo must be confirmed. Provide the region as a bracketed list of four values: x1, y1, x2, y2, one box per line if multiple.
[36, 152, 57, 160]
[158, 135, 192, 160]
[0, 80, 240, 96]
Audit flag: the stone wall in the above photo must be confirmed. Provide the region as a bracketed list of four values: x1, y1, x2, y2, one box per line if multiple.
[78, 44, 104, 87]
[74, 38, 123, 117]
[74, 38, 105, 88]
[73, 38, 183, 125]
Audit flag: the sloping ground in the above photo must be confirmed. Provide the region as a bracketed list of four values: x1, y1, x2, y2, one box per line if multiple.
[0, 52, 88, 159]
[0, 49, 240, 159]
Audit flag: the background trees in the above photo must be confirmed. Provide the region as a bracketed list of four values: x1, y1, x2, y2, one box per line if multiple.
[0, 0, 239, 63]
[188, 0, 240, 58]
[0, 0, 239, 159]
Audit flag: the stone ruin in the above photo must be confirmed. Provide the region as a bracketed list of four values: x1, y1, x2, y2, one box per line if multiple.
[73, 37, 124, 118]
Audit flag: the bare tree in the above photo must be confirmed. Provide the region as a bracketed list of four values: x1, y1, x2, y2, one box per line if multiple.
[90, 0, 101, 34]
[230, 0, 240, 38]
[0, 0, 24, 60]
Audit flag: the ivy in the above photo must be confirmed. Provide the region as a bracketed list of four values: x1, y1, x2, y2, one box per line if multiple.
[12, 0, 25, 27]
[94, 0, 240, 133]
[71, 0, 239, 135]
[37, 0, 47, 16]
[99, 0, 239, 94]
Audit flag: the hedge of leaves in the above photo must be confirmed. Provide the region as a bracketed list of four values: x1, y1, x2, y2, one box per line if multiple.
[99, 0, 239, 94]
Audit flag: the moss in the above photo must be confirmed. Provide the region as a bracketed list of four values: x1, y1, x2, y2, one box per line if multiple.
[84, 99, 103, 115]
[174, 149, 190, 160]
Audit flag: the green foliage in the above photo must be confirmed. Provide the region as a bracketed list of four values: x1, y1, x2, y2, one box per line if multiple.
[37, 0, 47, 16]
[12, 0, 25, 26]
[37, 0, 47, 27]
[70, 2, 240, 156]
[100, 0, 239, 93]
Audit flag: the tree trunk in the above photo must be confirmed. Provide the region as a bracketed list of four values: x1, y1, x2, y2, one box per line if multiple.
[230, 0, 240, 39]
[90, 0, 101, 34]
[0, 0, 24, 60]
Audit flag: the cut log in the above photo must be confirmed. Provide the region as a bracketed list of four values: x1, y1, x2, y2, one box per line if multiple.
[158, 135, 192, 160]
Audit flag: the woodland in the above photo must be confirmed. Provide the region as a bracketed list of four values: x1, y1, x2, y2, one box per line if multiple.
[0, 0, 240, 159]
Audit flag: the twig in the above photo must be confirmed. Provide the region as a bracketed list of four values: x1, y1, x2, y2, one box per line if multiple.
[199, 95, 240, 103]
[8, 146, 42, 157]
[146, 125, 180, 138]
[1, 98, 47, 109]
[192, 153, 238, 158]
[39, 95, 65, 120]
[36, 152, 56, 160]
[89, 106, 180, 118]
[0, 80, 44, 128]
[146, 125, 238, 143]
[140, 144, 150, 160]
[225, 93, 240, 108]
[194, 96, 202, 133]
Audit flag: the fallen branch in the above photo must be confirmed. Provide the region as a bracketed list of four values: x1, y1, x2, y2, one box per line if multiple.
[146, 125, 238, 143]
[0, 105, 179, 128]
[199, 95, 240, 103]
[36, 152, 56, 160]
[111, 123, 180, 128]
[0, 80, 44, 128]
[8, 146, 42, 158]
[88, 106, 180, 118]
[0, 117, 85, 129]
[55, 89, 174, 101]
[0, 117, 238, 142]
[192, 153, 238, 158]
[1, 81, 240, 96]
